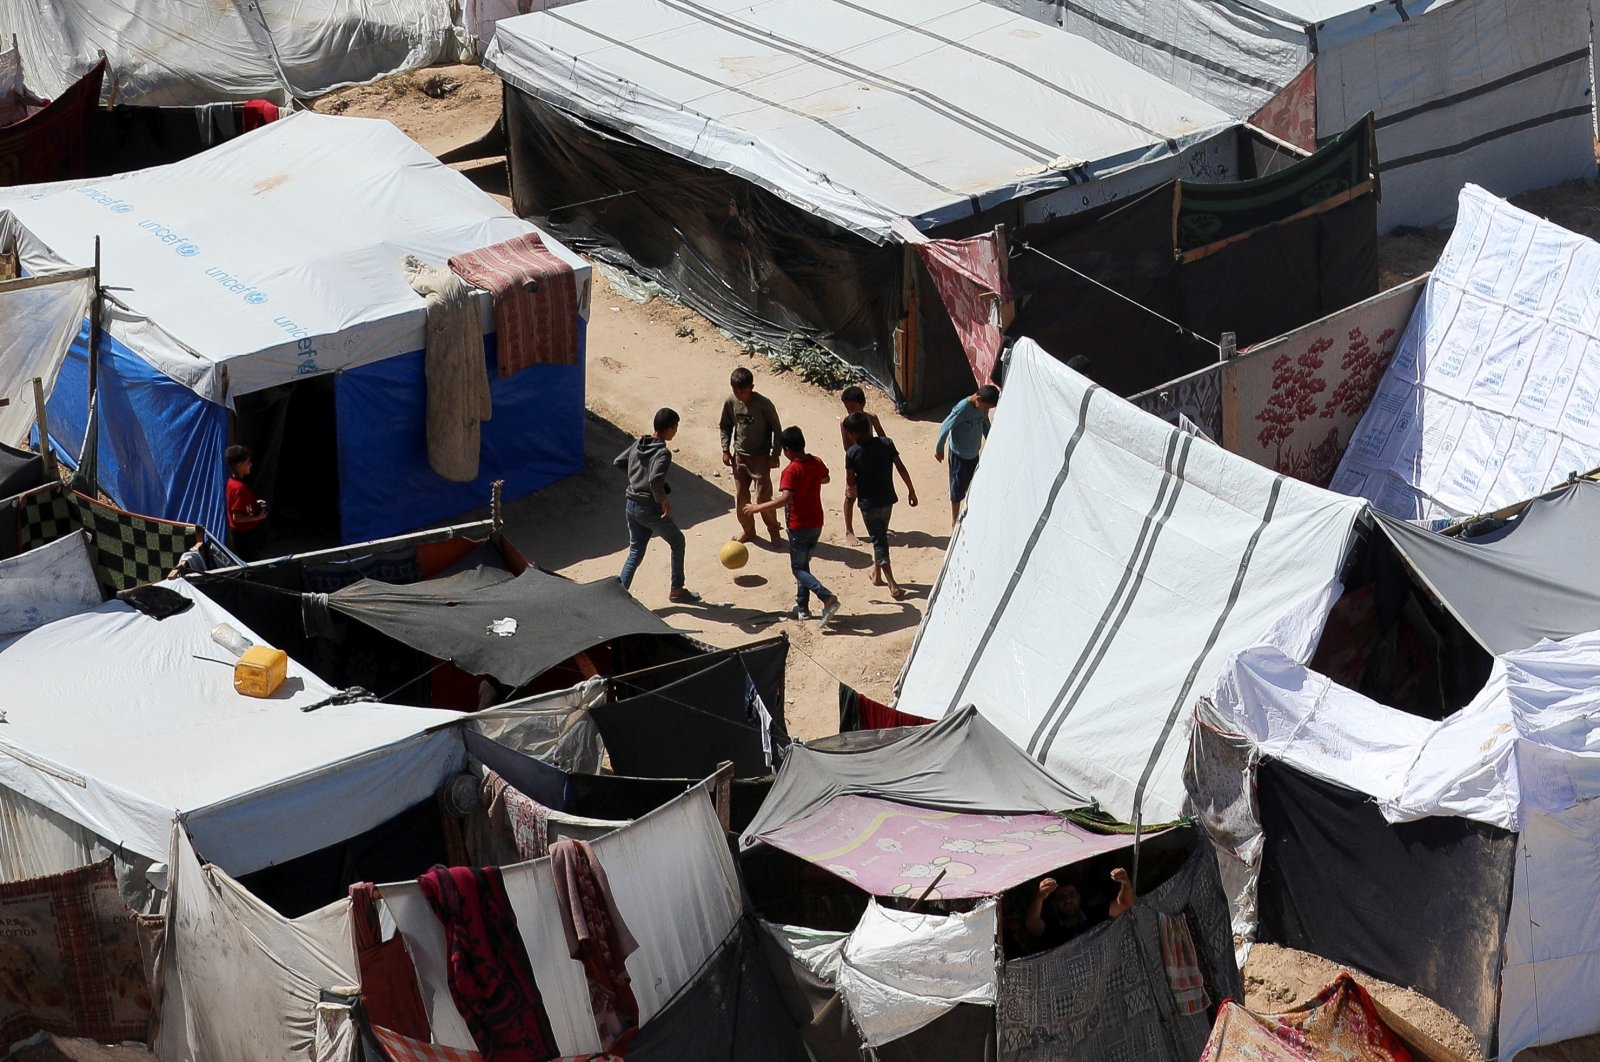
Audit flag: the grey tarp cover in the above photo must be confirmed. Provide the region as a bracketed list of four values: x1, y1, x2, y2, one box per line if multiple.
[0, 442, 42, 501]
[1375, 480, 1600, 656]
[740, 706, 1088, 848]
[327, 565, 678, 686]
[998, 842, 1241, 1062]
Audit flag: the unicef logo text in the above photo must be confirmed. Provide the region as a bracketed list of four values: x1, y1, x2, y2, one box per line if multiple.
[204, 266, 269, 305]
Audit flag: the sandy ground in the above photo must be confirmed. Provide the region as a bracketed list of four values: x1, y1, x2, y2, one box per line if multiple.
[316, 68, 955, 740]
[312, 69, 1595, 1057]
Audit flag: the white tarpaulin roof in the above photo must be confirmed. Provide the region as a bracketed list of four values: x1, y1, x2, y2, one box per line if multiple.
[0, 0, 455, 106]
[1205, 634, 1600, 1057]
[0, 580, 461, 874]
[0, 112, 590, 406]
[895, 338, 1363, 822]
[1333, 185, 1600, 519]
[484, 0, 1237, 241]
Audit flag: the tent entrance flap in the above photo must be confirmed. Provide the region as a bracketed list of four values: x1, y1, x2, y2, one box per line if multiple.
[234, 376, 340, 547]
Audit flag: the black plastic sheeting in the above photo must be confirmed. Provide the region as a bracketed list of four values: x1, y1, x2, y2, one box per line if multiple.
[505, 88, 906, 392]
[0, 443, 43, 501]
[591, 639, 790, 779]
[1255, 760, 1516, 1058]
[328, 565, 680, 687]
[629, 919, 807, 1062]
[1008, 118, 1378, 399]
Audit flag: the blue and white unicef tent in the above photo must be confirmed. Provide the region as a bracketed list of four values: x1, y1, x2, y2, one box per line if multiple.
[0, 112, 589, 542]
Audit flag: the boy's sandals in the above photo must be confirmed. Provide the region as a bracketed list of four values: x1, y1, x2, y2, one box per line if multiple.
[669, 588, 703, 603]
[817, 598, 842, 627]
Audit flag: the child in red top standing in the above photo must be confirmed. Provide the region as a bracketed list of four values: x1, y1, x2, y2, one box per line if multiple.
[742, 426, 842, 626]
[224, 444, 269, 560]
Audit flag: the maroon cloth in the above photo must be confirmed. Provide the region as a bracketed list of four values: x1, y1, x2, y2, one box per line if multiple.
[549, 841, 639, 1053]
[351, 883, 432, 1043]
[417, 865, 558, 1062]
[914, 232, 1010, 386]
[448, 234, 580, 374]
[860, 692, 932, 730]
[0, 60, 103, 187]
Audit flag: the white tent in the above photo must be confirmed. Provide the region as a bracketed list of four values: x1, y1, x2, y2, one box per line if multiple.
[0, 112, 590, 543]
[989, 0, 1594, 230]
[485, 0, 1240, 243]
[1333, 185, 1600, 520]
[0, 579, 461, 877]
[0, 0, 458, 106]
[1198, 633, 1600, 1058]
[894, 338, 1364, 823]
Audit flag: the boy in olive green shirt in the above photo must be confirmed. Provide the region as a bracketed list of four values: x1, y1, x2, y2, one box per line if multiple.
[719, 365, 785, 543]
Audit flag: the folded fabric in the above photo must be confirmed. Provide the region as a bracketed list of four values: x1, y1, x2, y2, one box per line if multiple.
[449, 233, 580, 374]
[549, 840, 640, 1051]
[417, 864, 559, 1062]
[1159, 912, 1209, 1016]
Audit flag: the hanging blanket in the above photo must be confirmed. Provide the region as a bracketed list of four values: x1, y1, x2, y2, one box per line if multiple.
[549, 840, 640, 1052]
[403, 254, 492, 483]
[1198, 974, 1416, 1061]
[351, 883, 431, 1042]
[449, 234, 580, 374]
[1159, 912, 1209, 1016]
[417, 864, 559, 1062]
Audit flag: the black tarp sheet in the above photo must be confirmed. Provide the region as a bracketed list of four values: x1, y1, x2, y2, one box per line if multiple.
[628, 919, 806, 1062]
[505, 88, 904, 393]
[1255, 760, 1516, 1058]
[0, 442, 43, 501]
[591, 638, 789, 780]
[1376, 480, 1600, 656]
[1009, 116, 1378, 399]
[327, 565, 679, 686]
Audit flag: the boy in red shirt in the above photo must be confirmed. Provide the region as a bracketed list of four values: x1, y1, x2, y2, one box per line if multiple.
[224, 444, 269, 559]
[742, 426, 841, 626]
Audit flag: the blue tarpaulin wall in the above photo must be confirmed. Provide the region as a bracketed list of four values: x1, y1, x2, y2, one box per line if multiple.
[47, 321, 230, 534]
[335, 329, 585, 543]
[46, 323, 585, 545]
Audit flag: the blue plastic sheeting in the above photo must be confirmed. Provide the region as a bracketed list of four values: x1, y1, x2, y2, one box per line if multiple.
[335, 329, 586, 543]
[46, 321, 230, 534]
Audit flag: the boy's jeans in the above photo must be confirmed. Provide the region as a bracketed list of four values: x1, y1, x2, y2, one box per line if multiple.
[788, 526, 832, 611]
[619, 499, 686, 590]
[860, 504, 893, 568]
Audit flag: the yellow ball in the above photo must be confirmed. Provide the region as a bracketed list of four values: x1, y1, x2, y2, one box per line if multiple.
[720, 541, 750, 570]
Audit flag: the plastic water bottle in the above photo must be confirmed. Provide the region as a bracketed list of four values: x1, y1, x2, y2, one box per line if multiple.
[211, 623, 254, 659]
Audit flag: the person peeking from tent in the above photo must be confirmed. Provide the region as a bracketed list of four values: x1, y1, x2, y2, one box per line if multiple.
[720, 366, 786, 545]
[224, 445, 269, 560]
[934, 383, 1000, 528]
[1009, 866, 1134, 954]
[616, 407, 701, 605]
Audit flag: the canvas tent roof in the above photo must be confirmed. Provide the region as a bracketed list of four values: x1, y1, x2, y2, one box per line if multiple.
[0, 111, 590, 407]
[1333, 186, 1600, 519]
[894, 338, 1364, 823]
[1202, 633, 1600, 1056]
[1373, 480, 1600, 656]
[741, 705, 1088, 847]
[484, 0, 1237, 243]
[0, 580, 460, 874]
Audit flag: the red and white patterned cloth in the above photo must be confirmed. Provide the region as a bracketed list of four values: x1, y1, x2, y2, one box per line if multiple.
[1159, 912, 1210, 1016]
[914, 232, 1010, 386]
[449, 233, 580, 375]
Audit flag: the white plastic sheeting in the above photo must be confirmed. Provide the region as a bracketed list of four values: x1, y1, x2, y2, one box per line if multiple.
[999, 0, 1593, 229]
[1202, 632, 1600, 1057]
[837, 901, 998, 1047]
[0, 112, 590, 406]
[0, 271, 92, 447]
[383, 786, 742, 1055]
[0, 532, 103, 638]
[485, 0, 1238, 242]
[157, 828, 360, 1062]
[0, 0, 456, 106]
[0, 579, 461, 873]
[896, 338, 1363, 823]
[1333, 186, 1600, 520]
[464, 675, 606, 773]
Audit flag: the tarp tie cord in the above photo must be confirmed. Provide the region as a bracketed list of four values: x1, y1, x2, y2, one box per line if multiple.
[300, 685, 381, 714]
[1019, 243, 1224, 352]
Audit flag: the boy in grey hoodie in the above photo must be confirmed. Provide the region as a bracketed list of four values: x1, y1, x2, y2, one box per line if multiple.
[616, 408, 701, 602]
